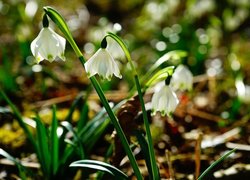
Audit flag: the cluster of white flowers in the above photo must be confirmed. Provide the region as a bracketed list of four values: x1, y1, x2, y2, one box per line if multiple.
[31, 26, 193, 117]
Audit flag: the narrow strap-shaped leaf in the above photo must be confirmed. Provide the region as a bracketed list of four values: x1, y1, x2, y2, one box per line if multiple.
[77, 102, 89, 131]
[70, 160, 128, 179]
[51, 105, 59, 176]
[64, 92, 84, 123]
[145, 50, 187, 79]
[0, 90, 36, 148]
[71, 164, 113, 176]
[135, 130, 153, 179]
[0, 148, 27, 180]
[58, 92, 85, 163]
[198, 148, 236, 179]
[61, 121, 85, 159]
[35, 115, 51, 176]
[84, 118, 110, 152]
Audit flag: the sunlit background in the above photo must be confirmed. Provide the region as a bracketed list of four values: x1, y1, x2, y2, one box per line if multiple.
[1, 0, 250, 179]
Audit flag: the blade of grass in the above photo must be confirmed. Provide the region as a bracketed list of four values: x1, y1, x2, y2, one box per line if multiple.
[61, 121, 85, 159]
[0, 90, 36, 148]
[84, 118, 110, 152]
[198, 148, 236, 180]
[64, 92, 84, 123]
[135, 130, 153, 179]
[35, 114, 51, 177]
[0, 148, 27, 180]
[51, 105, 59, 176]
[70, 160, 128, 179]
[77, 102, 89, 131]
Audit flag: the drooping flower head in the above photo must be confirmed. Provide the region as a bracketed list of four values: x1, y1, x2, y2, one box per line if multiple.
[151, 83, 179, 117]
[30, 15, 66, 63]
[170, 64, 193, 91]
[236, 78, 250, 104]
[84, 38, 122, 81]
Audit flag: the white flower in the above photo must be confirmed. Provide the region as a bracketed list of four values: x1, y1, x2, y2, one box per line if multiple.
[151, 85, 179, 116]
[106, 38, 125, 60]
[84, 48, 122, 81]
[236, 79, 250, 104]
[170, 64, 193, 91]
[31, 27, 66, 63]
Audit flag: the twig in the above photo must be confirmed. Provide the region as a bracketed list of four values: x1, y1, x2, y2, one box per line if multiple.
[0, 158, 40, 169]
[195, 133, 203, 179]
[166, 150, 175, 180]
[226, 142, 250, 151]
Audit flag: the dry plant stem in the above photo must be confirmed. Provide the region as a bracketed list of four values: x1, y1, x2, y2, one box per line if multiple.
[166, 150, 175, 180]
[195, 133, 203, 179]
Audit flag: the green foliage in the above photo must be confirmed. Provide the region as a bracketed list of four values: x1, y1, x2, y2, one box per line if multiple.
[0, 148, 28, 180]
[0, 91, 112, 179]
[70, 160, 128, 179]
[198, 149, 237, 179]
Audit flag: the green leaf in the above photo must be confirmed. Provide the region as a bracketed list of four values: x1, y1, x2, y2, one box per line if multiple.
[83, 118, 110, 152]
[0, 90, 36, 148]
[35, 114, 51, 176]
[144, 66, 175, 90]
[198, 148, 236, 180]
[51, 105, 59, 176]
[64, 92, 84, 123]
[0, 148, 27, 180]
[135, 131, 153, 179]
[70, 160, 128, 179]
[148, 50, 187, 74]
[61, 121, 85, 159]
[77, 102, 89, 131]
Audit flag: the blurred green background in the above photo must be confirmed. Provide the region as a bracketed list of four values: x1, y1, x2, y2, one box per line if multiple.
[1, 1, 250, 179]
[1, 0, 250, 109]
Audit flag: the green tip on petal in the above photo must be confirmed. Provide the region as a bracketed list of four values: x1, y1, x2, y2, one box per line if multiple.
[47, 54, 53, 61]
[161, 110, 166, 116]
[107, 75, 112, 81]
[151, 109, 156, 116]
[86, 72, 91, 77]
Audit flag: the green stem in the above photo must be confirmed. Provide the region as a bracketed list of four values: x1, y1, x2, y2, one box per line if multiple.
[134, 75, 159, 180]
[198, 148, 236, 180]
[79, 56, 143, 180]
[43, 7, 142, 178]
[105, 32, 159, 179]
[0, 90, 36, 148]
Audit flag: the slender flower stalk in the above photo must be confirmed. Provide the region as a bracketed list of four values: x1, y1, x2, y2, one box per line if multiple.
[104, 32, 160, 180]
[42, 7, 143, 180]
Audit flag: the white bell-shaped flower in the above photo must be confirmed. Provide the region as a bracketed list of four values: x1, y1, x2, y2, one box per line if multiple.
[151, 85, 179, 116]
[170, 64, 193, 91]
[84, 48, 122, 81]
[31, 27, 66, 63]
[236, 79, 250, 104]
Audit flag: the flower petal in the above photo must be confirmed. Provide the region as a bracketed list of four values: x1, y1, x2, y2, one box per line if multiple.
[30, 27, 66, 63]
[151, 85, 179, 116]
[170, 64, 193, 91]
[84, 48, 122, 80]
